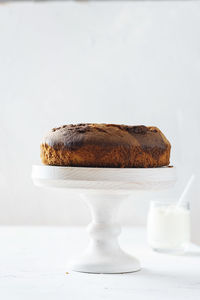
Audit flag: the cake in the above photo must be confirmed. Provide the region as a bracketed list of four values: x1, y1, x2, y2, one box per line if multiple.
[40, 123, 171, 168]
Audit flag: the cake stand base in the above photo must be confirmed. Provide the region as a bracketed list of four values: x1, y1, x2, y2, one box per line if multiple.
[69, 251, 140, 274]
[69, 192, 140, 274]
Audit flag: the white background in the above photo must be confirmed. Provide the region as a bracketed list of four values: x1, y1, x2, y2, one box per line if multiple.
[0, 1, 199, 226]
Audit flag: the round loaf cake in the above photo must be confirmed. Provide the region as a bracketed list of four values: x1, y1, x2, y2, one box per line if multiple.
[40, 123, 171, 168]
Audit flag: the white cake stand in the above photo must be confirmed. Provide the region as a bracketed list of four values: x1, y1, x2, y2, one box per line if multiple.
[32, 165, 176, 274]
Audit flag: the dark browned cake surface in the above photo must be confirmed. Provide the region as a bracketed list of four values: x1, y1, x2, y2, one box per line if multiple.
[40, 123, 171, 168]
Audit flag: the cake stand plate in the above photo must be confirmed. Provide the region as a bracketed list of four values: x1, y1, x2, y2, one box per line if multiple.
[32, 165, 176, 274]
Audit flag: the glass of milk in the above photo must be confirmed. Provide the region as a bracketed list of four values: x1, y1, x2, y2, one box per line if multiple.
[147, 200, 190, 253]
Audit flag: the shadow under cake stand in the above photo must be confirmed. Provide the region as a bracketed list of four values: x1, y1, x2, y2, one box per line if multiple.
[32, 165, 176, 274]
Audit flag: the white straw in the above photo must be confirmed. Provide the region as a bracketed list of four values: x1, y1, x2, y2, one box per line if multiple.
[177, 174, 195, 207]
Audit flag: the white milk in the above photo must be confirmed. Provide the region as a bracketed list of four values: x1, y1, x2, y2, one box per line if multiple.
[147, 203, 190, 253]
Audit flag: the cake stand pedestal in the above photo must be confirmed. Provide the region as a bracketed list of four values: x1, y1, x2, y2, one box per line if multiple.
[32, 165, 176, 274]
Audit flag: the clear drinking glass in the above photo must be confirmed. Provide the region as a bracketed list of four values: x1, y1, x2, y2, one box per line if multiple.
[147, 200, 190, 254]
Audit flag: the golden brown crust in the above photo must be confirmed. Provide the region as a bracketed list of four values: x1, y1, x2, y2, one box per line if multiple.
[40, 124, 171, 168]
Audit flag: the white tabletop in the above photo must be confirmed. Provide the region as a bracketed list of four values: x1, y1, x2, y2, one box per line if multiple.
[0, 226, 200, 300]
